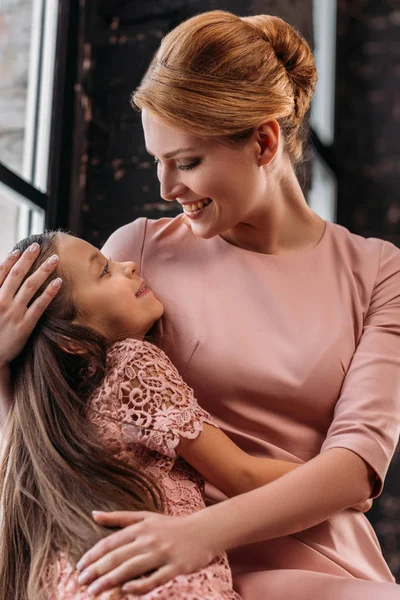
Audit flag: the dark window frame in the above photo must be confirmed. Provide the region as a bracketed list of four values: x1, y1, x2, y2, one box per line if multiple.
[0, 0, 79, 231]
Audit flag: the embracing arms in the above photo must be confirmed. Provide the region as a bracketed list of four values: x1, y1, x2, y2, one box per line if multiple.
[75, 338, 376, 596]
[76, 445, 374, 596]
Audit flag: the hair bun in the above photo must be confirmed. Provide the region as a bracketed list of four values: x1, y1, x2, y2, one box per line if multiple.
[241, 15, 317, 119]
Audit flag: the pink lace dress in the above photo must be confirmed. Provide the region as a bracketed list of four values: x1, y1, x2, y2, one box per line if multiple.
[45, 339, 240, 599]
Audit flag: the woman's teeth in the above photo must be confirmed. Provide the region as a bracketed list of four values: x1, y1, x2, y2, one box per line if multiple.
[183, 198, 212, 213]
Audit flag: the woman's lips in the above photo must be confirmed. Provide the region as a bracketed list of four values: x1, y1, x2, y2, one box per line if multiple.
[182, 199, 213, 220]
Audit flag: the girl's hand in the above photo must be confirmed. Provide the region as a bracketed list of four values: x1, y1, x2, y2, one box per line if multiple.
[76, 511, 219, 596]
[0, 243, 61, 367]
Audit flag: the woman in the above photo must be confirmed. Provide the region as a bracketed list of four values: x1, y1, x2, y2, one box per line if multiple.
[1, 10, 399, 600]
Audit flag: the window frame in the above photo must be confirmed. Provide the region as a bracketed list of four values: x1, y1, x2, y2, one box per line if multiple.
[309, 0, 338, 223]
[0, 0, 80, 243]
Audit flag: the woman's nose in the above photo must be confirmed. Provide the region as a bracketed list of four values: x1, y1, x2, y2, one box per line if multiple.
[159, 168, 186, 202]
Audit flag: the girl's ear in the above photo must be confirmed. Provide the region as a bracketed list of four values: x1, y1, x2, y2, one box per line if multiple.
[59, 337, 87, 356]
[256, 119, 280, 166]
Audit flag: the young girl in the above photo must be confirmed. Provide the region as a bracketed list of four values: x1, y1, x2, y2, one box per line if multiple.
[0, 230, 303, 600]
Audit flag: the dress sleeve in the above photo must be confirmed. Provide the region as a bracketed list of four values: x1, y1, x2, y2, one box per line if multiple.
[321, 241, 400, 497]
[108, 339, 218, 458]
[101, 217, 147, 266]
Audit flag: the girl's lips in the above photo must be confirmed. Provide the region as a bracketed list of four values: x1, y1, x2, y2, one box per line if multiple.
[135, 284, 150, 298]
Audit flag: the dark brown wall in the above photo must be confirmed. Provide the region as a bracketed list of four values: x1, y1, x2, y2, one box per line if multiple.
[334, 0, 400, 578]
[335, 0, 400, 243]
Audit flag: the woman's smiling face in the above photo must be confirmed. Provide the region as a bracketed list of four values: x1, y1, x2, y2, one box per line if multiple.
[142, 109, 269, 240]
[56, 234, 164, 342]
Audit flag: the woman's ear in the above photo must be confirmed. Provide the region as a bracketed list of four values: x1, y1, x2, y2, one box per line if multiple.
[256, 119, 280, 166]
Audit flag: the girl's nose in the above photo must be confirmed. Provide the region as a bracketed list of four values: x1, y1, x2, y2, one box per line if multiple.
[122, 261, 136, 275]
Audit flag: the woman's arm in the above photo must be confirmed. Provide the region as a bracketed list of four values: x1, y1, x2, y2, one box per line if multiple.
[77, 446, 374, 596]
[0, 245, 60, 425]
[189, 446, 374, 548]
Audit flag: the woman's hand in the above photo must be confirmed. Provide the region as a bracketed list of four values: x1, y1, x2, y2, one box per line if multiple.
[0, 243, 61, 367]
[76, 511, 219, 596]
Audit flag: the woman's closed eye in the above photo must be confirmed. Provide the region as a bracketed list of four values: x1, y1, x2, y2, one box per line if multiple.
[178, 159, 202, 171]
[153, 158, 202, 171]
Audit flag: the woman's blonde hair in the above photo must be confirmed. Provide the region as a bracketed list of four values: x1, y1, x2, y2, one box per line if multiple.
[133, 10, 317, 164]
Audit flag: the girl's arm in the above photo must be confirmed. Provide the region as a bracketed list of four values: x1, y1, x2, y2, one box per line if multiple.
[0, 246, 60, 426]
[178, 423, 299, 496]
[178, 424, 370, 508]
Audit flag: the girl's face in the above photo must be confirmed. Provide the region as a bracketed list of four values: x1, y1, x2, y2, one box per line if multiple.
[57, 234, 163, 341]
[142, 109, 270, 240]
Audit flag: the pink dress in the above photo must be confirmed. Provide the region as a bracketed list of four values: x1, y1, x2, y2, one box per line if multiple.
[45, 339, 241, 600]
[103, 215, 400, 599]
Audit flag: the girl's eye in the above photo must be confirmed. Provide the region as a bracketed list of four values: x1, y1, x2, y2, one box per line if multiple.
[101, 261, 109, 277]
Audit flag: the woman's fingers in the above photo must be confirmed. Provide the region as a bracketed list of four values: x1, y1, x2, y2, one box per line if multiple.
[0, 244, 61, 367]
[78, 512, 216, 594]
[0, 243, 41, 298]
[79, 540, 143, 586]
[84, 550, 162, 596]
[12, 252, 60, 310]
[0, 250, 21, 287]
[23, 277, 62, 329]
[77, 517, 147, 571]
[122, 565, 177, 595]
[92, 510, 150, 528]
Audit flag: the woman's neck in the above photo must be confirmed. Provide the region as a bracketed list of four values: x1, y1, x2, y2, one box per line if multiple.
[220, 169, 325, 255]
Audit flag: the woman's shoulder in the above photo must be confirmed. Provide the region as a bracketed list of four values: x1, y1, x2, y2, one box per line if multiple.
[328, 221, 400, 272]
[102, 214, 191, 262]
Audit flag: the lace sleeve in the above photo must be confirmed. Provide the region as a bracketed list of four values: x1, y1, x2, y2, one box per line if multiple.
[106, 338, 217, 458]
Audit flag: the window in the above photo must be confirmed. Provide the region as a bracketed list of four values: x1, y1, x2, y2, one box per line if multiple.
[0, 0, 59, 257]
[309, 0, 337, 223]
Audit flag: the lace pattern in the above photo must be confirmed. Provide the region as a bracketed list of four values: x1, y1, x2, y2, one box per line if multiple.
[90, 339, 217, 458]
[45, 338, 240, 599]
[46, 552, 240, 599]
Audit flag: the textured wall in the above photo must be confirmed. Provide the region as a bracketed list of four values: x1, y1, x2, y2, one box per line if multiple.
[335, 0, 400, 243]
[335, 0, 400, 578]
[72, 0, 313, 246]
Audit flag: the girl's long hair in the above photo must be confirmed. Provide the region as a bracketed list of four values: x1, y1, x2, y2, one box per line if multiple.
[0, 232, 163, 600]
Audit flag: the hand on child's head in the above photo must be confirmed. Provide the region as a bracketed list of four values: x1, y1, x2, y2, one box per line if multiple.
[0, 235, 61, 368]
